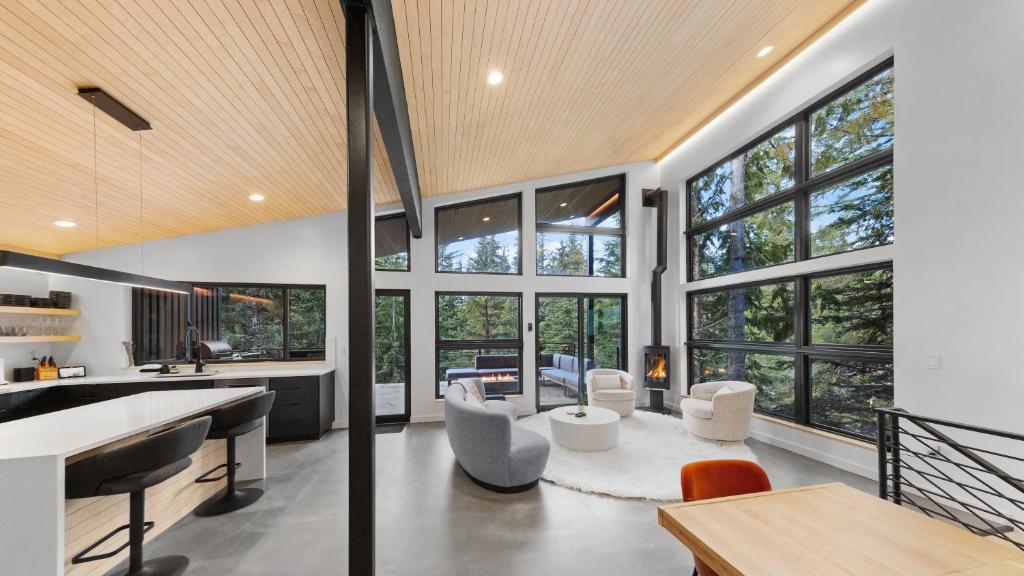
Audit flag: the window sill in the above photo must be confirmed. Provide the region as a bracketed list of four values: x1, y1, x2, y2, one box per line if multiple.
[751, 413, 873, 448]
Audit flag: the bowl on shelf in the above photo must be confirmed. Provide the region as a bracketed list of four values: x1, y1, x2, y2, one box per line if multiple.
[49, 291, 72, 309]
[0, 294, 31, 307]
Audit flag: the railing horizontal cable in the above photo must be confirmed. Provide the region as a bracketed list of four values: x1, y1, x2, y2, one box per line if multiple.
[895, 466, 1024, 509]
[895, 428, 1024, 464]
[878, 407, 1024, 442]
[897, 427, 1024, 489]
[877, 407, 1024, 553]
[893, 460, 1022, 534]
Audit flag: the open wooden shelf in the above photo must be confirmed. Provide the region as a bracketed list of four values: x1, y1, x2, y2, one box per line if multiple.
[0, 335, 81, 343]
[0, 306, 80, 316]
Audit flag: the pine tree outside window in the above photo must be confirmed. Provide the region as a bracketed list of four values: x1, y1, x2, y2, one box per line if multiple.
[435, 193, 521, 274]
[536, 174, 625, 277]
[685, 59, 894, 441]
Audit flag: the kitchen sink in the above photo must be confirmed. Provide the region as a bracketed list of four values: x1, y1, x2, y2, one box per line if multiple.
[154, 370, 220, 378]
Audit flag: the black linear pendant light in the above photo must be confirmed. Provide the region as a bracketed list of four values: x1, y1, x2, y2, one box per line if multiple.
[0, 250, 190, 294]
[0, 88, 190, 294]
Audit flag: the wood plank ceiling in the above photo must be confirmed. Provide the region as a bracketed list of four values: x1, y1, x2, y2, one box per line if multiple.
[392, 0, 861, 197]
[0, 0, 860, 257]
[0, 0, 398, 257]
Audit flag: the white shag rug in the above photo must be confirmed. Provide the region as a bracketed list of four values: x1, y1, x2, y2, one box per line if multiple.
[517, 409, 757, 501]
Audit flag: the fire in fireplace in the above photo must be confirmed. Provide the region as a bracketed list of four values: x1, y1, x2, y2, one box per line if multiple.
[642, 346, 670, 390]
[481, 373, 517, 383]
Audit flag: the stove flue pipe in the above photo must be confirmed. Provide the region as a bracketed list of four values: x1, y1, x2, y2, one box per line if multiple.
[642, 188, 668, 346]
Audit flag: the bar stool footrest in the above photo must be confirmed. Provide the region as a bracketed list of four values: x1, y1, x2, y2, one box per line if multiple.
[72, 520, 154, 564]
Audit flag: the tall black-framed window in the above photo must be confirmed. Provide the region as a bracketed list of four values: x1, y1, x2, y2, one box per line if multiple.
[132, 283, 326, 363]
[535, 293, 627, 412]
[435, 291, 523, 398]
[687, 263, 893, 440]
[435, 193, 522, 275]
[686, 59, 894, 281]
[375, 213, 410, 271]
[536, 174, 625, 277]
[375, 289, 411, 424]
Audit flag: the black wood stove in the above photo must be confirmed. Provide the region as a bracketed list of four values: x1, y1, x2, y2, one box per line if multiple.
[642, 189, 672, 413]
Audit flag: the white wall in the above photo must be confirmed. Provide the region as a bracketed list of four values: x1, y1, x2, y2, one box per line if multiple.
[892, 1, 1024, 434]
[0, 269, 54, 381]
[61, 213, 350, 424]
[376, 160, 660, 422]
[58, 160, 660, 426]
[658, 0, 1024, 476]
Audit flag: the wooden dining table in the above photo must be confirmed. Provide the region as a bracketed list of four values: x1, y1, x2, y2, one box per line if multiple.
[657, 482, 1024, 575]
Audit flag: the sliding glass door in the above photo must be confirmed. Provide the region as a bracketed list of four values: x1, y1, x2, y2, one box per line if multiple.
[375, 290, 410, 424]
[536, 294, 626, 412]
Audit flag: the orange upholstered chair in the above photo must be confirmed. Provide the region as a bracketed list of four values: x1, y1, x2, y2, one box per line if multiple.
[680, 460, 772, 576]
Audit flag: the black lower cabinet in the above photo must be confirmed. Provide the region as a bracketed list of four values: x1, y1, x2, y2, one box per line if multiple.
[0, 393, 10, 423]
[1, 372, 335, 445]
[9, 388, 56, 419]
[267, 373, 335, 443]
[59, 384, 103, 410]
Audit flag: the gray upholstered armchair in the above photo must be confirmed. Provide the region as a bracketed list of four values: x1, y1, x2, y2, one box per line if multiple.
[681, 381, 757, 441]
[443, 379, 549, 492]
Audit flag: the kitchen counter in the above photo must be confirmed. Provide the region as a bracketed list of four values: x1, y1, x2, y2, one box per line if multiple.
[0, 388, 266, 576]
[0, 363, 334, 394]
[0, 387, 260, 460]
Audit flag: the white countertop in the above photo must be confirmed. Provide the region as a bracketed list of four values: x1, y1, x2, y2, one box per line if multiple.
[0, 387, 262, 460]
[0, 363, 334, 395]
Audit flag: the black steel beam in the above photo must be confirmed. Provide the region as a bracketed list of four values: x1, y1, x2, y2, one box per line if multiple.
[343, 1, 376, 574]
[371, 0, 423, 238]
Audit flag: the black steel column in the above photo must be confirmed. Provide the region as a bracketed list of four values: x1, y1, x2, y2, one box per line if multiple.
[345, 1, 375, 575]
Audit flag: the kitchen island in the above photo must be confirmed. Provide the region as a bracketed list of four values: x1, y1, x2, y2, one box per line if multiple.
[0, 387, 265, 576]
[0, 364, 336, 444]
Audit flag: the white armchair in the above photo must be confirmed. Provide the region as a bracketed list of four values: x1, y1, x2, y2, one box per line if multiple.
[681, 381, 756, 441]
[585, 369, 636, 417]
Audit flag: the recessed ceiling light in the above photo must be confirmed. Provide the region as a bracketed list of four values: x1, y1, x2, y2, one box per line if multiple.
[248, 193, 265, 202]
[486, 70, 504, 86]
[54, 220, 77, 228]
[560, 202, 568, 207]
[756, 46, 773, 58]
[458, 236, 464, 241]
[482, 216, 491, 222]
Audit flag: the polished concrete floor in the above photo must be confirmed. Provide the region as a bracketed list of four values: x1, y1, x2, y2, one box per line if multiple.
[120, 421, 875, 576]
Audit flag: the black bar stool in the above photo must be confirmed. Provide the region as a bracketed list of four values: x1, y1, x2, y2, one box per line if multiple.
[65, 416, 212, 576]
[194, 390, 276, 516]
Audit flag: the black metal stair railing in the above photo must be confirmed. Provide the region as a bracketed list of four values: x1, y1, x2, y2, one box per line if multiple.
[876, 407, 1024, 551]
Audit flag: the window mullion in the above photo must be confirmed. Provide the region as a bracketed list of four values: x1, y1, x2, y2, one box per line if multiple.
[283, 287, 291, 359]
[794, 114, 810, 262]
[794, 276, 810, 425]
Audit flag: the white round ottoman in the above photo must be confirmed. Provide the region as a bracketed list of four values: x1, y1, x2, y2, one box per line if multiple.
[548, 405, 620, 451]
